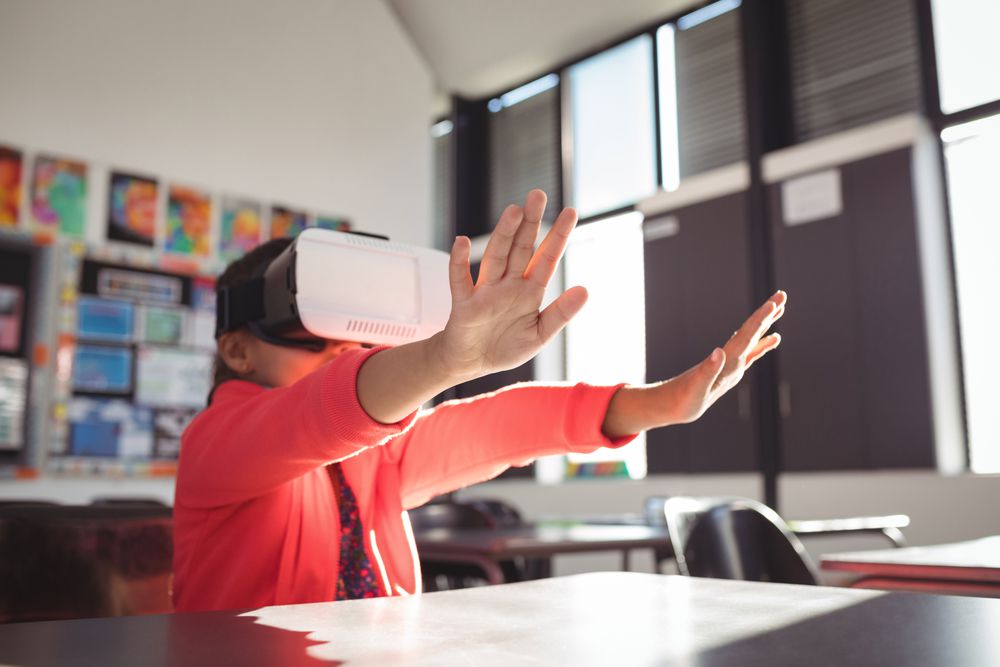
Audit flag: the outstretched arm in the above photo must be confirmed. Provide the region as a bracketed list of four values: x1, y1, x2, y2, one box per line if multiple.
[601, 291, 787, 438]
[356, 189, 585, 423]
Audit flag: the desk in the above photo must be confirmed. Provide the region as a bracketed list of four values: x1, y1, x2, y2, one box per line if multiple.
[822, 535, 1000, 596]
[414, 524, 672, 584]
[3, 573, 1000, 666]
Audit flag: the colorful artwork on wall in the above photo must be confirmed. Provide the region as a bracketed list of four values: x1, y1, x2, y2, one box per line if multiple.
[165, 185, 212, 257]
[219, 197, 261, 262]
[269, 205, 308, 239]
[107, 171, 158, 246]
[314, 215, 351, 232]
[30, 155, 88, 237]
[0, 146, 23, 228]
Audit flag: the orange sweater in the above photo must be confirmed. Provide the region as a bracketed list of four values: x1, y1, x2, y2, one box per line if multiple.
[172, 347, 632, 612]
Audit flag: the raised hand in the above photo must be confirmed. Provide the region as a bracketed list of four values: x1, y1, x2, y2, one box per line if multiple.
[602, 291, 786, 438]
[434, 189, 588, 381]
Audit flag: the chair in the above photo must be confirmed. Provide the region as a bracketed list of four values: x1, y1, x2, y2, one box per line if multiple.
[664, 496, 820, 585]
[0, 505, 174, 623]
[408, 498, 535, 590]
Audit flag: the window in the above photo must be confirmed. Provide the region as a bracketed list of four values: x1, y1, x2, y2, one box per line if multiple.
[567, 36, 657, 218]
[665, 0, 747, 182]
[941, 114, 1000, 473]
[931, 0, 1000, 114]
[786, 0, 922, 142]
[488, 75, 561, 223]
[563, 212, 647, 479]
[431, 119, 454, 249]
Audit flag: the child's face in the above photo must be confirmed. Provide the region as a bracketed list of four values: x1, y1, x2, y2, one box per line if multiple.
[233, 333, 364, 387]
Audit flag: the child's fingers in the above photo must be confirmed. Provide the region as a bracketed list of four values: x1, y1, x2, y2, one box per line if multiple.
[507, 190, 546, 277]
[448, 236, 474, 302]
[731, 291, 785, 353]
[537, 285, 588, 344]
[744, 333, 781, 369]
[478, 204, 524, 285]
[524, 206, 578, 288]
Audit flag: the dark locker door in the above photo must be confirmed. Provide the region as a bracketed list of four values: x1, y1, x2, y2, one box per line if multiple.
[768, 173, 866, 470]
[845, 148, 935, 468]
[644, 192, 759, 473]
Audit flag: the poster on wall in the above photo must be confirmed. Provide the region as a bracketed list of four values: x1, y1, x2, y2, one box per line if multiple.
[136, 305, 186, 345]
[269, 205, 308, 239]
[31, 155, 88, 237]
[0, 285, 24, 353]
[219, 197, 262, 262]
[153, 407, 198, 459]
[135, 346, 212, 408]
[0, 357, 28, 450]
[107, 171, 157, 246]
[0, 146, 22, 228]
[76, 296, 134, 343]
[165, 185, 212, 257]
[71, 345, 133, 395]
[314, 215, 351, 233]
[67, 398, 154, 459]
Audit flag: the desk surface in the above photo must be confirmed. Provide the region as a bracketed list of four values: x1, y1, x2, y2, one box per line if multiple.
[414, 523, 671, 558]
[3, 573, 1000, 666]
[822, 535, 1000, 582]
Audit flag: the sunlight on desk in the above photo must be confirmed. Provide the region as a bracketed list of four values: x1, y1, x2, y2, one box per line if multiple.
[242, 573, 881, 666]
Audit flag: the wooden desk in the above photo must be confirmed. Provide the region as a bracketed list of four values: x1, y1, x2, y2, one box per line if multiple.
[822, 535, 1000, 596]
[414, 524, 673, 584]
[3, 573, 1000, 666]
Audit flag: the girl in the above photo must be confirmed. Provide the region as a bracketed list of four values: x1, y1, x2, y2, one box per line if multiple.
[172, 190, 785, 612]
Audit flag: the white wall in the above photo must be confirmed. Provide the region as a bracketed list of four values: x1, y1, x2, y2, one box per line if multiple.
[0, 0, 434, 246]
[0, 0, 433, 499]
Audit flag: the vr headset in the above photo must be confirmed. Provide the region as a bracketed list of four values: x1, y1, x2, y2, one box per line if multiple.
[215, 228, 451, 350]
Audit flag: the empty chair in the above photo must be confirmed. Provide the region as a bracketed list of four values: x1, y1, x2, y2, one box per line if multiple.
[664, 496, 819, 586]
[90, 497, 170, 508]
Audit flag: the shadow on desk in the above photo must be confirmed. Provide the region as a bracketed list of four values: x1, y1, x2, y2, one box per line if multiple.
[690, 591, 1000, 667]
[0, 610, 335, 667]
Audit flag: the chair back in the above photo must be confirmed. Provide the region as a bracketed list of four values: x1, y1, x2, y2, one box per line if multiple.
[664, 496, 819, 585]
[407, 501, 494, 532]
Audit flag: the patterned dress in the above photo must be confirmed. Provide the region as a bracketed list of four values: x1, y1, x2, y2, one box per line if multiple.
[328, 463, 382, 601]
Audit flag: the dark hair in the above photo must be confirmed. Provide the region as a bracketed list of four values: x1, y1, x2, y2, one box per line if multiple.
[208, 238, 293, 401]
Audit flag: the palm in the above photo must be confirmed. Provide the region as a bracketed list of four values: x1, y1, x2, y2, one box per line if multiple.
[440, 190, 587, 380]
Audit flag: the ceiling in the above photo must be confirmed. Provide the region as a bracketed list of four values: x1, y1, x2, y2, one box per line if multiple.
[386, 0, 701, 99]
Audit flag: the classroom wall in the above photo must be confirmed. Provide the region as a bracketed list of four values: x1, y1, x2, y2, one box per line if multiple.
[0, 0, 434, 246]
[0, 0, 433, 496]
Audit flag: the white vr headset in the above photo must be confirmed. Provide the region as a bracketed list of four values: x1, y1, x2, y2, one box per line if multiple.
[215, 228, 451, 350]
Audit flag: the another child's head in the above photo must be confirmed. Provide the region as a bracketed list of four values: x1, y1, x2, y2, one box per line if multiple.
[211, 239, 363, 397]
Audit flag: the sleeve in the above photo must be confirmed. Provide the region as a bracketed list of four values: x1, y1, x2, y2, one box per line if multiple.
[176, 346, 417, 508]
[379, 382, 637, 509]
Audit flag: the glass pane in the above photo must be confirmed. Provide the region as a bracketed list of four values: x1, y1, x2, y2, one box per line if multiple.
[568, 36, 657, 218]
[488, 76, 560, 224]
[656, 24, 680, 191]
[932, 0, 1000, 114]
[941, 113, 1000, 473]
[563, 212, 646, 479]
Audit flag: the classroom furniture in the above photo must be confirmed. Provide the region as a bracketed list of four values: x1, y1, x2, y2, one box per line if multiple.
[3, 572, 1000, 666]
[413, 523, 673, 585]
[409, 498, 529, 592]
[821, 535, 1000, 598]
[0, 505, 173, 623]
[787, 514, 909, 547]
[663, 496, 819, 585]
